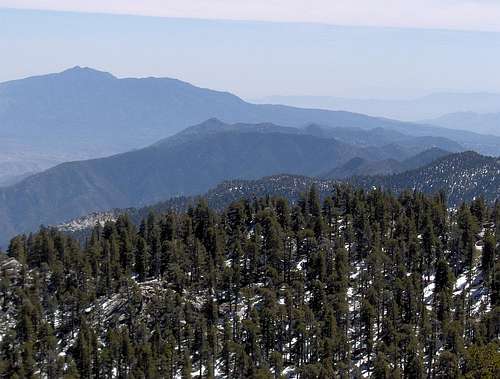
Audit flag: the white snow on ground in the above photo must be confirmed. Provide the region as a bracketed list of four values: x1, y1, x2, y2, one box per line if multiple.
[56, 211, 117, 232]
[423, 275, 436, 307]
[282, 365, 296, 378]
[296, 258, 307, 271]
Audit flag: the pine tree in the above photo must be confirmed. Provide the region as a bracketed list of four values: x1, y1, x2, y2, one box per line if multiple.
[482, 230, 496, 289]
[135, 236, 150, 282]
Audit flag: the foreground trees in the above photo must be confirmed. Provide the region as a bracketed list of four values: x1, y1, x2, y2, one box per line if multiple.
[1, 187, 498, 378]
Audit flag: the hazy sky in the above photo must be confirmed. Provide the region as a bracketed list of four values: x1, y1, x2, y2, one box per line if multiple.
[1, 6, 500, 98]
[3, 0, 500, 32]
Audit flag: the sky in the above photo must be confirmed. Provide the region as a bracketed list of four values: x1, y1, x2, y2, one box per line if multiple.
[1, 4, 500, 99]
[3, 0, 500, 32]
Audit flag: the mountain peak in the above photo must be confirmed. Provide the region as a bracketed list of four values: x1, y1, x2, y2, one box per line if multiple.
[459, 150, 483, 159]
[59, 66, 115, 79]
[178, 118, 229, 135]
[201, 117, 226, 126]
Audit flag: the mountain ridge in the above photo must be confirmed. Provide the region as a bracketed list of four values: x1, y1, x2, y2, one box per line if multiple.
[2, 67, 500, 184]
[350, 151, 500, 205]
[323, 147, 452, 179]
[55, 150, 499, 241]
[253, 92, 500, 121]
[424, 111, 500, 136]
[0, 119, 465, 246]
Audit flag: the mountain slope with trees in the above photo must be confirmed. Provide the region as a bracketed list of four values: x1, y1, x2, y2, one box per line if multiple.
[0, 120, 459, 247]
[350, 151, 500, 206]
[56, 152, 499, 243]
[1, 187, 498, 378]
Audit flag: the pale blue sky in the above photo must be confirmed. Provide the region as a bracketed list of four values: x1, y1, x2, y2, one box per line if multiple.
[3, 1, 500, 32]
[1, 8, 500, 98]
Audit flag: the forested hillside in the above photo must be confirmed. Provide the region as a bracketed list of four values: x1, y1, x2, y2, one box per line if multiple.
[56, 153, 500, 241]
[1, 187, 498, 378]
[351, 151, 500, 206]
[0, 119, 461, 246]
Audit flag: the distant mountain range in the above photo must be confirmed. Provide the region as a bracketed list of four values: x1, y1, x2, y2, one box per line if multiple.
[0, 66, 419, 180]
[1, 118, 462, 245]
[1, 67, 500, 246]
[254, 93, 500, 122]
[423, 111, 500, 136]
[57, 150, 500, 241]
[3, 67, 500, 184]
[119, 150, 500, 213]
[1, 116, 498, 248]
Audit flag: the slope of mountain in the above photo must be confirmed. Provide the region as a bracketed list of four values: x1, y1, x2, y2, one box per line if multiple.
[424, 111, 500, 136]
[350, 151, 500, 205]
[303, 121, 500, 157]
[0, 171, 37, 187]
[303, 124, 463, 152]
[323, 147, 452, 179]
[56, 175, 336, 235]
[2, 67, 500, 183]
[0, 161, 46, 187]
[0, 140, 65, 186]
[56, 148, 488, 239]
[54, 150, 498, 250]
[2, 119, 444, 246]
[365, 122, 500, 156]
[399, 147, 452, 171]
[324, 157, 404, 179]
[254, 92, 500, 121]
[0, 66, 422, 154]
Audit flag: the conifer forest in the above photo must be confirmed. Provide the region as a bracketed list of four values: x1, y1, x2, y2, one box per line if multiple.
[1, 186, 498, 378]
